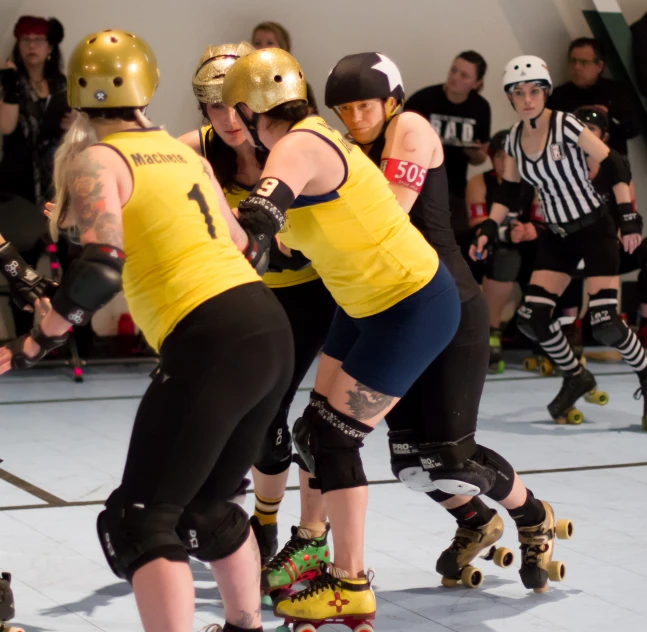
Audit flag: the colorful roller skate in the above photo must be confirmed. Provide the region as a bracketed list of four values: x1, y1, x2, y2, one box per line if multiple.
[262, 524, 331, 602]
[0, 573, 23, 632]
[436, 511, 514, 588]
[274, 563, 375, 632]
[488, 328, 505, 374]
[518, 500, 573, 593]
[547, 366, 608, 424]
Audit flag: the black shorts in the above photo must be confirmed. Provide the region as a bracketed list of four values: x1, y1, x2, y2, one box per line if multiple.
[115, 282, 294, 516]
[534, 214, 619, 278]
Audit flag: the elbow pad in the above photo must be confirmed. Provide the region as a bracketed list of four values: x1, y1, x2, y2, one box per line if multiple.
[51, 244, 125, 326]
[492, 179, 522, 210]
[599, 150, 632, 186]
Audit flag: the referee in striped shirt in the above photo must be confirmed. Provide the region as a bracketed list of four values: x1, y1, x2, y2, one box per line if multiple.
[471, 55, 646, 427]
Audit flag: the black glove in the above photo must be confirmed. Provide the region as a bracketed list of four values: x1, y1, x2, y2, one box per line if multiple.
[242, 230, 271, 276]
[268, 239, 311, 272]
[0, 68, 20, 104]
[6, 324, 69, 370]
[617, 202, 643, 237]
[0, 242, 58, 311]
[471, 218, 499, 258]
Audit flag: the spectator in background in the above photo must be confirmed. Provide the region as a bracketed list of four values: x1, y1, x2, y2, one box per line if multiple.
[548, 37, 639, 155]
[404, 51, 491, 249]
[250, 20, 319, 113]
[0, 15, 72, 336]
[631, 13, 647, 97]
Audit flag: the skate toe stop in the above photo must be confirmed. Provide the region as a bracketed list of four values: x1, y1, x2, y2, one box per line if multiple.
[533, 585, 549, 594]
[441, 576, 458, 587]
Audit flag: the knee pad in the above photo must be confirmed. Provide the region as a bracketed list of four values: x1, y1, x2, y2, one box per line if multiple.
[474, 445, 516, 501]
[97, 492, 188, 583]
[516, 285, 558, 343]
[486, 245, 522, 282]
[254, 416, 292, 476]
[176, 498, 250, 563]
[388, 429, 435, 493]
[308, 401, 372, 493]
[589, 289, 628, 346]
[418, 434, 497, 497]
[292, 390, 327, 474]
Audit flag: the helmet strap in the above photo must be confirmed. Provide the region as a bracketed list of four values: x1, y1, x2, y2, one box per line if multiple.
[235, 104, 266, 151]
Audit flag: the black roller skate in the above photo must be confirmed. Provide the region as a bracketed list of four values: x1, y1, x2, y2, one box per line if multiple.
[250, 516, 279, 566]
[633, 375, 647, 432]
[0, 573, 23, 632]
[547, 367, 608, 425]
[488, 328, 504, 374]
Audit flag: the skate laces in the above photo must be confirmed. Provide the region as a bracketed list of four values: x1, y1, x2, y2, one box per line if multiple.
[265, 529, 311, 571]
[519, 528, 552, 567]
[633, 385, 647, 401]
[449, 527, 481, 552]
[290, 563, 339, 602]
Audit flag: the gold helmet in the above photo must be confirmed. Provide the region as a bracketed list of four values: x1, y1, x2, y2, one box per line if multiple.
[67, 29, 159, 109]
[222, 48, 307, 113]
[192, 41, 255, 104]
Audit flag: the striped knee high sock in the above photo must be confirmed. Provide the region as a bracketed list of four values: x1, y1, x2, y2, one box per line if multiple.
[616, 328, 647, 373]
[254, 491, 284, 526]
[540, 322, 580, 373]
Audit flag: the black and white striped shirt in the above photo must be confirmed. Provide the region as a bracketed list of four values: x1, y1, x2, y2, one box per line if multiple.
[505, 111, 603, 224]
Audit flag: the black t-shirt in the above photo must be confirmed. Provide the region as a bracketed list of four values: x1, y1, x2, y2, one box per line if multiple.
[547, 78, 639, 155]
[404, 84, 491, 198]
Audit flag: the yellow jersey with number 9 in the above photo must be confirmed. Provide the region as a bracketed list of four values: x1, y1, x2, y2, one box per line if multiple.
[100, 128, 260, 352]
[200, 124, 319, 289]
[278, 117, 439, 317]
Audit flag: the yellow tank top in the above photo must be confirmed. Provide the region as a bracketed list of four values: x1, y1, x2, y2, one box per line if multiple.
[200, 124, 319, 289]
[278, 117, 439, 317]
[100, 128, 260, 352]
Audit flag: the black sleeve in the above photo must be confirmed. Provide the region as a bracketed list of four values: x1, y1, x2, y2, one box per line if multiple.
[608, 80, 640, 142]
[546, 84, 566, 112]
[403, 88, 429, 116]
[476, 98, 491, 143]
[632, 14, 647, 97]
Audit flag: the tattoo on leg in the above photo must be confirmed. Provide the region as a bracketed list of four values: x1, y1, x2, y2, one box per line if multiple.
[234, 610, 255, 628]
[250, 530, 261, 583]
[346, 382, 394, 421]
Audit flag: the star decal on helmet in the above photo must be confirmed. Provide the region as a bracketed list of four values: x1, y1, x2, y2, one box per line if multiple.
[371, 54, 403, 92]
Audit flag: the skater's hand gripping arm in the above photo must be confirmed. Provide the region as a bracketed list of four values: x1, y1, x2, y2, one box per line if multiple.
[380, 112, 438, 214]
[469, 155, 519, 261]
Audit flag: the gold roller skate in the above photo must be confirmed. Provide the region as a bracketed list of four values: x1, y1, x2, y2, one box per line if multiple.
[518, 500, 573, 593]
[436, 511, 514, 588]
[274, 563, 375, 632]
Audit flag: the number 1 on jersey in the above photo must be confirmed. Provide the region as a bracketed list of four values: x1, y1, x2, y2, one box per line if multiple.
[187, 183, 216, 239]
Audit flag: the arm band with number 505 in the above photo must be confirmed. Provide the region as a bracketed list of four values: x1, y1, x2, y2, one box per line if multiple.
[238, 177, 296, 239]
[380, 158, 427, 193]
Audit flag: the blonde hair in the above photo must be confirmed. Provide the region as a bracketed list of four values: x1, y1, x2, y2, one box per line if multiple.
[251, 21, 291, 52]
[50, 108, 153, 241]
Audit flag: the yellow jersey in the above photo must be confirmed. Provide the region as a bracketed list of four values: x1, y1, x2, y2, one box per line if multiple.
[200, 124, 319, 289]
[278, 117, 439, 318]
[100, 128, 260, 352]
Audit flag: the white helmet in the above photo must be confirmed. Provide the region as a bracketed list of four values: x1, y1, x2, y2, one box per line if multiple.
[503, 55, 552, 94]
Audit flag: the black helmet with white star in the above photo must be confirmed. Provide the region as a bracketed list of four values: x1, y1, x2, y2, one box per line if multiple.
[325, 52, 405, 109]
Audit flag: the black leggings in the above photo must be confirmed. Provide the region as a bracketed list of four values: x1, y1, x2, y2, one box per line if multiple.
[113, 282, 294, 522]
[254, 278, 336, 475]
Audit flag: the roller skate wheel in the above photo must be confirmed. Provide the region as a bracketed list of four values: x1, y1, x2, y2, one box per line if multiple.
[260, 593, 273, 607]
[460, 565, 483, 588]
[566, 408, 584, 425]
[548, 560, 566, 582]
[539, 360, 554, 377]
[523, 357, 538, 371]
[493, 547, 514, 568]
[556, 519, 574, 540]
[295, 624, 317, 632]
[353, 624, 375, 632]
[496, 360, 505, 374]
[583, 390, 608, 406]
[441, 576, 458, 587]
[276, 626, 292, 632]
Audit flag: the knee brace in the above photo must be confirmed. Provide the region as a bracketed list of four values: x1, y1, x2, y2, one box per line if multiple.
[254, 416, 292, 476]
[486, 245, 522, 282]
[97, 492, 188, 583]
[589, 289, 628, 346]
[176, 498, 250, 563]
[516, 285, 559, 343]
[306, 401, 372, 493]
[388, 429, 435, 493]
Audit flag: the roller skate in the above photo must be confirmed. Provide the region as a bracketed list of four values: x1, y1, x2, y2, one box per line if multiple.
[633, 374, 647, 432]
[262, 524, 330, 603]
[250, 516, 279, 566]
[488, 328, 505, 374]
[517, 500, 573, 593]
[274, 563, 375, 632]
[547, 366, 608, 425]
[523, 344, 554, 376]
[436, 511, 514, 588]
[0, 573, 23, 632]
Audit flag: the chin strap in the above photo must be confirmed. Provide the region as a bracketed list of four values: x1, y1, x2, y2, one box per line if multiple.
[235, 104, 266, 151]
[530, 107, 545, 129]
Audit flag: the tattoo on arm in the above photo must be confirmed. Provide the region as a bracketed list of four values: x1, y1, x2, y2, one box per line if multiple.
[68, 152, 124, 247]
[346, 383, 394, 422]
